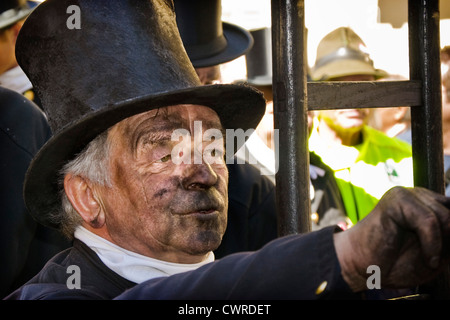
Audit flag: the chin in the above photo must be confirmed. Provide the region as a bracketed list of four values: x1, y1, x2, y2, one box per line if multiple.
[186, 230, 224, 255]
[340, 122, 365, 131]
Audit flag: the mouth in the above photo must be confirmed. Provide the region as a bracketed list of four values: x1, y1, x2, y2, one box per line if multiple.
[196, 208, 216, 214]
[184, 207, 218, 215]
[339, 110, 365, 119]
[181, 208, 220, 221]
[341, 110, 361, 116]
[170, 190, 225, 218]
[178, 204, 219, 214]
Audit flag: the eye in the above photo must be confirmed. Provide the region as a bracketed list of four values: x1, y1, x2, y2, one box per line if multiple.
[156, 154, 172, 163]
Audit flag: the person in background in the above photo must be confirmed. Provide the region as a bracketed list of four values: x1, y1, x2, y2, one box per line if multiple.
[0, 1, 70, 298]
[309, 27, 414, 225]
[0, 0, 41, 109]
[441, 46, 450, 196]
[234, 27, 278, 182]
[236, 27, 349, 230]
[0, 87, 70, 297]
[367, 74, 411, 144]
[174, 0, 278, 258]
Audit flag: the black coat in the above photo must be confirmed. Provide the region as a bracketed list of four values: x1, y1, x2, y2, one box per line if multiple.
[0, 87, 71, 297]
[5, 226, 356, 300]
[215, 161, 278, 258]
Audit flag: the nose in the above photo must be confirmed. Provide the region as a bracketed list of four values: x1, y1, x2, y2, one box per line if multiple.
[182, 162, 219, 191]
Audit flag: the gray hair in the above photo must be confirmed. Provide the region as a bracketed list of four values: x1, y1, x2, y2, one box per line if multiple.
[57, 130, 112, 238]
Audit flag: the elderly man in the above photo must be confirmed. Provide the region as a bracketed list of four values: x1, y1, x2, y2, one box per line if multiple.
[5, 0, 450, 300]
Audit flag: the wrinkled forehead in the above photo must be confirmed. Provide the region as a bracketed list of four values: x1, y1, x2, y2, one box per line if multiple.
[110, 104, 223, 141]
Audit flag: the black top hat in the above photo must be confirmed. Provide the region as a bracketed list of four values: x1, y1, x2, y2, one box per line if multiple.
[0, 0, 37, 29]
[243, 27, 312, 86]
[16, 0, 265, 229]
[174, 0, 253, 68]
[245, 27, 273, 86]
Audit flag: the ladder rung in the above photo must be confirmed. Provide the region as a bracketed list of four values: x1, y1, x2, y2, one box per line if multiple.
[307, 80, 422, 110]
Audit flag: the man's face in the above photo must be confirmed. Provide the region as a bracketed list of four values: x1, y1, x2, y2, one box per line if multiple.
[318, 74, 373, 134]
[319, 108, 369, 133]
[0, 22, 22, 74]
[96, 104, 228, 263]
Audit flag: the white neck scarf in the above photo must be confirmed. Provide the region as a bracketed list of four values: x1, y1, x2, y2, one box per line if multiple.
[74, 226, 215, 284]
[0, 66, 33, 94]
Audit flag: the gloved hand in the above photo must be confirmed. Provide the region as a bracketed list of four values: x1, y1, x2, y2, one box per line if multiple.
[334, 186, 450, 292]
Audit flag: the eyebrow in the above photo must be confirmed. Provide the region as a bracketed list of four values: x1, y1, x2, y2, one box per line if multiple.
[128, 110, 225, 152]
[139, 131, 173, 144]
[130, 117, 183, 152]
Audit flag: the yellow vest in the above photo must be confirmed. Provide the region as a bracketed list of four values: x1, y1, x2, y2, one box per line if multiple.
[309, 123, 413, 224]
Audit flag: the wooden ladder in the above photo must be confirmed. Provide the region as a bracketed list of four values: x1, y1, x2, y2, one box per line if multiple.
[271, 0, 448, 298]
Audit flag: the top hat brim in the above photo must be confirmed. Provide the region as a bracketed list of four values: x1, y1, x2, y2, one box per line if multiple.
[189, 22, 254, 68]
[24, 83, 265, 229]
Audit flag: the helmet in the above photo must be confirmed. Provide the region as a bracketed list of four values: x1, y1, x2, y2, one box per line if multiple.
[311, 27, 387, 81]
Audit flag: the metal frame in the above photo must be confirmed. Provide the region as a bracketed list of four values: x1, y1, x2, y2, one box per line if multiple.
[271, 0, 448, 297]
[271, 0, 310, 235]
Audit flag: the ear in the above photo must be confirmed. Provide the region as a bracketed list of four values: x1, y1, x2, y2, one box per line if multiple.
[64, 174, 106, 228]
[393, 107, 408, 121]
[11, 21, 24, 40]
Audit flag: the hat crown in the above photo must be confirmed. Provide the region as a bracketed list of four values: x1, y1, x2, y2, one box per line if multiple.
[16, 0, 200, 134]
[314, 27, 373, 69]
[312, 27, 383, 80]
[174, 0, 225, 59]
[317, 27, 367, 57]
[245, 27, 272, 86]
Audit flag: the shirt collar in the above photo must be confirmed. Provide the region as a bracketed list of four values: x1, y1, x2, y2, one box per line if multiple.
[74, 226, 215, 284]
